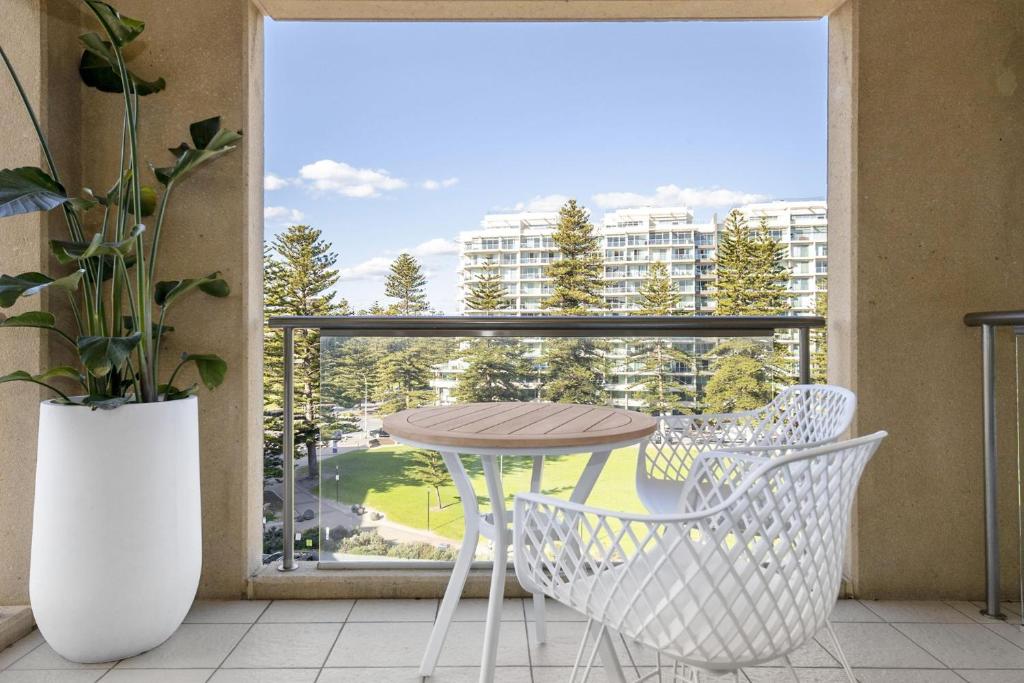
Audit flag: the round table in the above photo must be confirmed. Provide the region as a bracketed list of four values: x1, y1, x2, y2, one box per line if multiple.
[383, 402, 657, 683]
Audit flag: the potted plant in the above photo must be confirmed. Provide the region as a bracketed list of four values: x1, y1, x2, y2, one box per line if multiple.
[0, 1, 239, 663]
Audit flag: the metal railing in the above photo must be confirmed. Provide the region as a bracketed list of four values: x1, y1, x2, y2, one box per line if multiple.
[964, 309, 1024, 618]
[267, 314, 824, 572]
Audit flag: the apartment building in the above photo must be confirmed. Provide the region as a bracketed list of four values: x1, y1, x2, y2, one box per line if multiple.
[457, 207, 720, 315]
[445, 200, 827, 407]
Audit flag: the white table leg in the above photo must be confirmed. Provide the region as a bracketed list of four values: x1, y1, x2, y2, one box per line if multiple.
[420, 451, 479, 677]
[569, 448, 612, 504]
[479, 457, 507, 683]
[597, 628, 627, 683]
[529, 456, 547, 644]
[573, 448, 627, 681]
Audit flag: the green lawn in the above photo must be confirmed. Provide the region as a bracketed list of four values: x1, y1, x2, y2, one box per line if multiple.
[313, 445, 646, 542]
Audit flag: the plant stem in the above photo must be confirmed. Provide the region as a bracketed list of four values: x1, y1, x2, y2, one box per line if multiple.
[148, 181, 173, 284]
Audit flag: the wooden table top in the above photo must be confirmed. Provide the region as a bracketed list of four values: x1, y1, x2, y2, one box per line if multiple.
[382, 402, 657, 450]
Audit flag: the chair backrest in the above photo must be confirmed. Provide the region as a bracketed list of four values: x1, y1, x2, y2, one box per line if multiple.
[640, 384, 856, 488]
[582, 432, 885, 669]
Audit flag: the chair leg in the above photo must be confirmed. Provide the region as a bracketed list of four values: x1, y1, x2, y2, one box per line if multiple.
[824, 620, 857, 682]
[532, 592, 547, 644]
[782, 654, 799, 682]
[619, 632, 642, 678]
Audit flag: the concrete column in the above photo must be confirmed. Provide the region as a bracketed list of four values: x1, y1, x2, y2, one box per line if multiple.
[0, 0, 262, 601]
[830, 0, 1024, 598]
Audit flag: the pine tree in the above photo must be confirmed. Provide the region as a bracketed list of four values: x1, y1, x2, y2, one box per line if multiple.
[703, 339, 774, 412]
[385, 253, 429, 315]
[407, 449, 452, 508]
[540, 199, 605, 404]
[455, 341, 531, 403]
[707, 211, 792, 407]
[457, 258, 528, 402]
[812, 276, 828, 383]
[630, 261, 690, 415]
[374, 343, 434, 414]
[465, 259, 509, 314]
[264, 226, 349, 478]
[542, 199, 605, 315]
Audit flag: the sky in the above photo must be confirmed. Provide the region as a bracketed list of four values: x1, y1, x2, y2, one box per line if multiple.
[264, 19, 827, 313]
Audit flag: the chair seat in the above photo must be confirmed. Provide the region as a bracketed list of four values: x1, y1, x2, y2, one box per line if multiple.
[552, 527, 820, 669]
[636, 479, 686, 514]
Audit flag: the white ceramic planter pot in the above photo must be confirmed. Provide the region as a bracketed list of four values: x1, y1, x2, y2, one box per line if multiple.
[30, 396, 201, 663]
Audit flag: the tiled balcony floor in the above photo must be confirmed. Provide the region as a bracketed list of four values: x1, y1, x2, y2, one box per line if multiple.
[1, 599, 1024, 681]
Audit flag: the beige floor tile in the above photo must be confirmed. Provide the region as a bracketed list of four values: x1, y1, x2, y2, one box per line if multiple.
[947, 601, 1007, 625]
[524, 597, 587, 622]
[861, 600, 975, 623]
[437, 621, 531, 667]
[852, 670, 962, 683]
[762, 633, 839, 668]
[957, 670, 1024, 683]
[829, 600, 883, 623]
[525, 621, 591, 668]
[184, 601, 269, 624]
[985, 622, 1024, 650]
[317, 669, 421, 683]
[532, 667, 612, 683]
[451, 599, 525, 622]
[744, 669, 848, 682]
[895, 623, 1024, 669]
[971, 602, 1023, 618]
[0, 672, 105, 682]
[208, 669, 319, 682]
[0, 632, 44, 670]
[257, 600, 354, 623]
[325, 622, 432, 668]
[115, 624, 249, 670]
[815, 622, 942, 668]
[8, 644, 113, 671]
[319, 667, 532, 682]
[347, 599, 438, 622]
[100, 671, 214, 682]
[220, 623, 340, 669]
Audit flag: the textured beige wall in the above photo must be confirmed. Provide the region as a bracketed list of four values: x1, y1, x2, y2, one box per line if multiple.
[83, 0, 266, 598]
[0, 0, 262, 602]
[257, 0, 844, 20]
[830, 0, 1024, 599]
[0, 0, 48, 606]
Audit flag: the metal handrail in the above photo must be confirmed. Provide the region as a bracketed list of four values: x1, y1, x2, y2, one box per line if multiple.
[964, 309, 1024, 618]
[270, 314, 824, 572]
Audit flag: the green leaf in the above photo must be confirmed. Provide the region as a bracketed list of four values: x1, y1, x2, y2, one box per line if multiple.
[158, 383, 198, 401]
[122, 316, 173, 337]
[0, 270, 84, 308]
[49, 224, 143, 264]
[82, 395, 129, 410]
[78, 33, 165, 96]
[84, 1, 145, 47]
[153, 118, 242, 185]
[0, 311, 56, 330]
[65, 195, 99, 214]
[155, 272, 230, 307]
[0, 369, 78, 401]
[35, 366, 85, 384]
[177, 353, 227, 390]
[0, 167, 68, 217]
[77, 333, 141, 378]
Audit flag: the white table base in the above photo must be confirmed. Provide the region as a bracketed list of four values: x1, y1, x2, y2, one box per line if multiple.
[418, 448, 627, 683]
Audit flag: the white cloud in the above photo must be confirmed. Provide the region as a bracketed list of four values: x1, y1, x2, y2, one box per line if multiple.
[264, 173, 291, 191]
[512, 194, 571, 212]
[339, 256, 393, 281]
[421, 177, 459, 191]
[264, 206, 305, 224]
[592, 185, 770, 210]
[298, 159, 407, 198]
[411, 238, 460, 257]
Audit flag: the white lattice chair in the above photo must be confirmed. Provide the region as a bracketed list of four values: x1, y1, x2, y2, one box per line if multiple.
[638, 384, 857, 514]
[514, 431, 886, 683]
